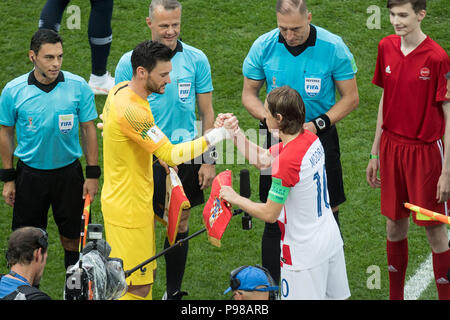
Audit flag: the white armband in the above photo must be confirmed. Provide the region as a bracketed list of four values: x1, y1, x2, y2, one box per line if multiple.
[205, 127, 231, 146]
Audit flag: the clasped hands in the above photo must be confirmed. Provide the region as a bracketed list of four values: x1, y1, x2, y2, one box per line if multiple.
[213, 113, 242, 204]
[214, 113, 240, 138]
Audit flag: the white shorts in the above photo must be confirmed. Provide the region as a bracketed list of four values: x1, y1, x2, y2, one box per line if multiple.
[280, 247, 350, 300]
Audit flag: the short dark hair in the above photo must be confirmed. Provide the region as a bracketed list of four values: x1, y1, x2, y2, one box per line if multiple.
[6, 227, 48, 266]
[387, 0, 426, 13]
[276, 0, 308, 15]
[30, 29, 63, 54]
[149, 0, 182, 18]
[266, 86, 305, 135]
[131, 40, 172, 75]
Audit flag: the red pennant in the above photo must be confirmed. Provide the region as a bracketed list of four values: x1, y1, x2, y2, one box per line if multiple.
[164, 168, 191, 245]
[202, 170, 233, 247]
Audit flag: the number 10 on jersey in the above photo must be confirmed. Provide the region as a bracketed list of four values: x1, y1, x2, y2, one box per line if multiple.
[313, 165, 330, 218]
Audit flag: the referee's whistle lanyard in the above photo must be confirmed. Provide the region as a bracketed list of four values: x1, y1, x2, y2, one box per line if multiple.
[8, 271, 31, 286]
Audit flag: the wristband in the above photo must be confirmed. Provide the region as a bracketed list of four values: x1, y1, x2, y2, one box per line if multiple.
[369, 154, 379, 160]
[312, 114, 331, 134]
[86, 165, 101, 179]
[0, 168, 16, 182]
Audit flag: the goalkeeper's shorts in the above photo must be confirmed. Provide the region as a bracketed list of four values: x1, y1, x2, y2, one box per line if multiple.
[104, 221, 156, 286]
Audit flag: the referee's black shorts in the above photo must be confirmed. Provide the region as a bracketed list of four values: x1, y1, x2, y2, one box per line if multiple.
[12, 159, 85, 239]
[153, 156, 205, 220]
[259, 124, 346, 208]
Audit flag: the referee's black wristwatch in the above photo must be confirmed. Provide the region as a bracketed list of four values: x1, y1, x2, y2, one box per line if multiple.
[312, 114, 331, 134]
[202, 146, 218, 165]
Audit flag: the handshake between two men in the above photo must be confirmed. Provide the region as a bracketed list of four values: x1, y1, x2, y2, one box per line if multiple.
[214, 112, 278, 219]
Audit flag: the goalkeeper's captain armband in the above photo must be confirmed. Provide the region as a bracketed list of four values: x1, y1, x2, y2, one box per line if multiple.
[205, 127, 230, 147]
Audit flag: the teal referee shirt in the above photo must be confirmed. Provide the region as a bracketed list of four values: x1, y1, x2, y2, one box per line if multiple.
[243, 25, 358, 122]
[0, 70, 98, 170]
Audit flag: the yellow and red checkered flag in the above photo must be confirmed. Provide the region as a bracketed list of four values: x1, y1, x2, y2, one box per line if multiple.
[404, 203, 450, 225]
[79, 194, 91, 252]
[202, 170, 233, 247]
[163, 168, 191, 245]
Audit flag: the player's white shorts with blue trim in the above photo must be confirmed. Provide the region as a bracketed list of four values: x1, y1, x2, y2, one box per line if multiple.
[280, 247, 350, 300]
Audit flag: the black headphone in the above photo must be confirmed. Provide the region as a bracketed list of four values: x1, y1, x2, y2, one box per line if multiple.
[36, 228, 49, 251]
[229, 265, 278, 300]
[229, 265, 248, 291]
[5, 227, 49, 268]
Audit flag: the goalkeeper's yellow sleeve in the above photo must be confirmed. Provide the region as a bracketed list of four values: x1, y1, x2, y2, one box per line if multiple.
[154, 137, 208, 167]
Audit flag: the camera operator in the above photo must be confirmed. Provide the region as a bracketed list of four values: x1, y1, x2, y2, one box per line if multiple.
[64, 224, 127, 300]
[224, 265, 279, 300]
[0, 227, 51, 300]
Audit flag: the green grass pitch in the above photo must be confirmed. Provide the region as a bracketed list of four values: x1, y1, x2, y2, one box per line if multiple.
[0, 0, 448, 300]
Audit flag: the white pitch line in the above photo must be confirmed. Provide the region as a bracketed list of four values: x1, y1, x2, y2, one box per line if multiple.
[404, 230, 450, 300]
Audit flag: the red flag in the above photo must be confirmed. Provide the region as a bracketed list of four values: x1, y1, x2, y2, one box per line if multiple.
[163, 168, 191, 245]
[202, 170, 233, 247]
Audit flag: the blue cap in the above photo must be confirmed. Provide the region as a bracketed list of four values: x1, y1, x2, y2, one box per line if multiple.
[223, 266, 279, 294]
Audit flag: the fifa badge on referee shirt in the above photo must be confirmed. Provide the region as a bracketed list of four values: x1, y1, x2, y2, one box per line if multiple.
[58, 114, 74, 134]
[305, 78, 321, 97]
[178, 82, 191, 102]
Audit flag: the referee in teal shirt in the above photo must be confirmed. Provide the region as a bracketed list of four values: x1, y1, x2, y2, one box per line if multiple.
[0, 29, 100, 270]
[241, 0, 359, 285]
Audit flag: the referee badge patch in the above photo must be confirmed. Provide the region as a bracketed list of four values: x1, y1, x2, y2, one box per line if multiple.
[305, 78, 321, 97]
[26, 116, 36, 132]
[178, 82, 191, 102]
[58, 114, 74, 134]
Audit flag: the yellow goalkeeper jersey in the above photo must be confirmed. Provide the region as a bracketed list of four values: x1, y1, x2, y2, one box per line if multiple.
[101, 82, 207, 228]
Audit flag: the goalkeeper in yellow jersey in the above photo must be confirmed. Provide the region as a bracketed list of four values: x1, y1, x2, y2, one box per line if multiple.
[101, 40, 229, 300]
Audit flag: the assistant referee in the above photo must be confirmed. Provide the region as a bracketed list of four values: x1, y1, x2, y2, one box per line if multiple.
[0, 29, 100, 271]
